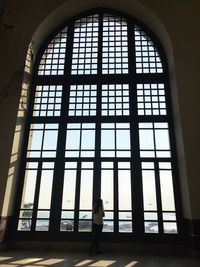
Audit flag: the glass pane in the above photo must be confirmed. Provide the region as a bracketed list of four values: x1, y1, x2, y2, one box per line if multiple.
[79, 220, 92, 232]
[20, 170, 37, 209]
[139, 130, 154, 149]
[82, 162, 94, 168]
[60, 220, 74, 231]
[66, 130, 80, 149]
[19, 210, 33, 219]
[42, 162, 55, 168]
[118, 170, 132, 210]
[141, 162, 154, 169]
[163, 212, 176, 221]
[116, 130, 130, 149]
[160, 170, 175, 211]
[38, 170, 53, 209]
[62, 170, 76, 209]
[43, 130, 58, 150]
[28, 130, 43, 150]
[61, 211, 74, 219]
[119, 212, 132, 220]
[101, 162, 113, 168]
[35, 220, 49, 231]
[37, 211, 50, 219]
[118, 162, 130, 169]
[104, 212, 113, 220]
[101, 169, 114, 210]
[119, 221, 132, 233]
[79, 169, 93, 209]
[155, 130, 170, 150]
[142, 170, 157, 210]
[18, 219, 32, 231]
[79, 211, 92, 219]
[101, 130, 114, 149]
[145, 222, 158, 233]
[26, 162, 38, 169]
[163, 222, 177, 234]
[144, 212, 158, 220]
[81, 130, 95, 149]
[103, 221, 114, 232]
[65, 162, 77, 169]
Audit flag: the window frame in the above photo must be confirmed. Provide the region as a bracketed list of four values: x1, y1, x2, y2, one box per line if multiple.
[11, 8, 183, 242]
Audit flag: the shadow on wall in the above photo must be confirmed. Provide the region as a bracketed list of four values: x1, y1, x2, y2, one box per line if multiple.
[0, 44, 34, 242]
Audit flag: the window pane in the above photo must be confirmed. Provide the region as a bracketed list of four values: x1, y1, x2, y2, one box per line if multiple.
[134, 25, 163, 74]
[142, 170, 157, 210]
[155, 130, 170, 150]
[118, 170, 132, 210]
[160, 170, 175, 211]
[101, 130, 115, 149]
[38, 27, 67, 75]
[62, 170, 77, 209]
[81, 130, 95, 149]
[119, 221, 132, 233]
[79, 169, 93, 209]
[163, 222, 177, 234]
[28, 130, 43, 150]
[139, 130, 154, 149]
[103, 221, 114, 232]
[145, 222, 158, 233]
[38, 170, 54, 209]
[43, 130, 58, 150]
[116, 130, 130, 149]
[66, 130, 80, 149]
[35, 220, 49, 231]
[101, 169, 114, 210]
[20, 170, 37, 208]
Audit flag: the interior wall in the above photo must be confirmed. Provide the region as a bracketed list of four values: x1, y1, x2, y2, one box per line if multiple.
[0, 0, 200, 225]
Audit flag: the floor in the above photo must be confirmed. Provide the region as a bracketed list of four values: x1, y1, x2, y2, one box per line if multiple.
[0, 247, 200, 267]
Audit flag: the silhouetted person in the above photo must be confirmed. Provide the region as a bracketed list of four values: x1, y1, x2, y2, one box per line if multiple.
[89, 198, 105, 255]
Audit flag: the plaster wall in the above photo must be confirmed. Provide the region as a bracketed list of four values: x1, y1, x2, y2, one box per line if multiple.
[0, 0, 199, 220]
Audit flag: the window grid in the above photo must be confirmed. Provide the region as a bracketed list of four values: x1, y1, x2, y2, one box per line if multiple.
[101, 84, 130, 116]
[134, 25, 163, 74]
[137, 83, 167, 115]
[142, 162, 178, 234]
[101, 123, 131, 157]
[68, 85, 97, 116]
[33, 85, 62, 117]
[139, 122, 171, 158]
[17, 11, 180, 238]
[27, 124, 58, 158]
[102, 14, 128, 74]
[65, 123, 96, 158]
[38, 27, 67, 75]
[71, 15, 99, 75]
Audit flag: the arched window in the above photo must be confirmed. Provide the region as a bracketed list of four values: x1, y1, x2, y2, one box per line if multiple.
[14, 9, 182, 241]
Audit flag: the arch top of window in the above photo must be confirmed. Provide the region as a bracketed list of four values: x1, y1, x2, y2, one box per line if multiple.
[37, 10, 164, 76]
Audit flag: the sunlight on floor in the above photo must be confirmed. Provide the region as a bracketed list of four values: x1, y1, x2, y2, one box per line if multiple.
[35, 258, 66, 265]
[89, 260, 116, 266]
[123, 260, 138, 267]
[1, 257, 66, 266]
[75, 259, 94, 266]
[0, 255, 139, 267]
[0, 256, 13, 262]
[11, 258, 43, 264]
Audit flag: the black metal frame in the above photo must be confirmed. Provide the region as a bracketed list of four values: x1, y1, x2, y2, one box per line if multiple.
[9, 8, 184, 242]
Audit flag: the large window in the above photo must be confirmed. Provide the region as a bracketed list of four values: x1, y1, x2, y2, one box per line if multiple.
[15, 9, 181, 240]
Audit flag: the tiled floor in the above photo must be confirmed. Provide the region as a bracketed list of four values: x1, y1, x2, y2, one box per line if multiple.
[0, 248, 199, 267]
